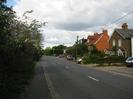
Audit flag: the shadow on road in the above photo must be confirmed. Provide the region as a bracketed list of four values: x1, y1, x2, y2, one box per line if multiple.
[21, 63, 52, 99]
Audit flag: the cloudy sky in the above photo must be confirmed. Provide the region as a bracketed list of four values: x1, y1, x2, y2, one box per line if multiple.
[8, 0, 133, 48]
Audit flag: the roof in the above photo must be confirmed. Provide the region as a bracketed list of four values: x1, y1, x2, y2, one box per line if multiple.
[87, 33, 103, 45]
[115, 29, 133, 39]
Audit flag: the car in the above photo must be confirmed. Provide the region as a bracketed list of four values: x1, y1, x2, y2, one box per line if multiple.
[125, 57, 133, 67]
[59, 54, 65, 58]
[67, 55, 74, 60]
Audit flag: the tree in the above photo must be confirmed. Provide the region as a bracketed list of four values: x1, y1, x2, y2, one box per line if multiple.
[0, 2, 45, 99]
[43, 45, 66, 56]
[82, 45, 104, 64]
[66, 46, 75, 56]
[66, 44, 88, 57]
[0, 0, 6, 4]
[43, 47, 53, 55]
[52, 45, 66, 55]
[77, 44, 88, 57]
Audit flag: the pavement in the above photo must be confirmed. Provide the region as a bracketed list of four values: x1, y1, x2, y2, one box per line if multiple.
[21, 61, 52, 99]
[82, 64, 133, 78]
[42, 56, 133, 99]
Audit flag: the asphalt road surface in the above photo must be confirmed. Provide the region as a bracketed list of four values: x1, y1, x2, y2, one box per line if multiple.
[41, 56, 133, 99]
[22, 62, 51, 99]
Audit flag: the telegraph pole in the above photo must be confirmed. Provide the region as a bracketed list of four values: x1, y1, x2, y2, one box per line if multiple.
[53, 48, 54, 56]
[75, 36, 79, 61]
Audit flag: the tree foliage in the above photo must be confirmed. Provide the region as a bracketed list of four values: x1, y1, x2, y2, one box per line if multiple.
[77, 44, 88, 57]
[52, 45, 66, 55]
[0, 0, 6, 4]
[66, 44, 88, 57]
[43, 45, 66, 56]
[0, 3, 44, 99]
[43, 47, 53, 56]
[82, 45, 104, 64]
[66, 46, 75, 56]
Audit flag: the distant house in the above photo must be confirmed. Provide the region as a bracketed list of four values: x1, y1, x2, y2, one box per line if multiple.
[86, 29, 109, 52]
[77, 38, 87, 44]
[109, 23, 133, 57]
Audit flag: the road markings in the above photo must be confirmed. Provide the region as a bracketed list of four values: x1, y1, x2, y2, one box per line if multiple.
[88, 76, 99, 82]
[43, 66, 59, 99]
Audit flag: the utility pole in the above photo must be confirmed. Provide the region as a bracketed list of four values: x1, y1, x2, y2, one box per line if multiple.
[75, 36, 79, 61]
[53, 48, 54, 56]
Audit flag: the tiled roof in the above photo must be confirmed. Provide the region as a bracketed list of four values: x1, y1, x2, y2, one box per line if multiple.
[87, 33, 103, 45]
[115, 29, 133, 39]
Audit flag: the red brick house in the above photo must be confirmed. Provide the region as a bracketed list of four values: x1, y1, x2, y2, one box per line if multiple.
[86, 29, 109, 52]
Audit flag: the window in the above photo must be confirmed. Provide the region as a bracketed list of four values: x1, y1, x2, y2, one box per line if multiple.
[118, 39, 122, 47]
[87, 39, 89, 43]
[112, 39, 116, 46]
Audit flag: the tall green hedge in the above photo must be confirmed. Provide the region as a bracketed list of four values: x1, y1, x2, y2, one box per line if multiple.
[0, 2, 44, 99]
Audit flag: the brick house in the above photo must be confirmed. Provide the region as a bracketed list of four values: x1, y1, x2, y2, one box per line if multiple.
[109, 23, 133, 57]
[86, 29, 109, 52]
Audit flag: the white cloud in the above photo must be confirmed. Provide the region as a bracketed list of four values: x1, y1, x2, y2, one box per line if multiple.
[14, 0, 133, 48]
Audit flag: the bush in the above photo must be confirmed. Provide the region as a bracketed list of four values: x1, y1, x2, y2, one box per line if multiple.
[96, 56, 126, 65]
[0, 2, 44, 99]
[82, 53, 104, 64]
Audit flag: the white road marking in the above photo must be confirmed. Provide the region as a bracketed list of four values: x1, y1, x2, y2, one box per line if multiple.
[88, 76, 99, 82]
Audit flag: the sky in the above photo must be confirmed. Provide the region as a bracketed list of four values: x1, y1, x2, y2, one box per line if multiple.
[7, 0, 133, 48]
[6, 0, 16, 7]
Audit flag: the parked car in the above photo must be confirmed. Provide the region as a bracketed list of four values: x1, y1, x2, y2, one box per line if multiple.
[125, 57, 133, 67]
[67, 55, 74, 60]
[59, 54, 65, 58]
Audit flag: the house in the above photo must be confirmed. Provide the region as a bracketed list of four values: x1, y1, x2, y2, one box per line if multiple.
[77, 38, 87, 44]
[109, 23, 133, 57]
[86, 29, 109, 52]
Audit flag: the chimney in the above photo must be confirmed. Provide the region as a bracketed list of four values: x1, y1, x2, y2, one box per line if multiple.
[103, 29, 108, 35]
[94, 32, 98, 36]
[122, 23, 128, 29]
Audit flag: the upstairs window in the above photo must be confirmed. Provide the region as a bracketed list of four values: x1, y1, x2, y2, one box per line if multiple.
[113, 39, 116, 47]
[118, 39, 122, 47]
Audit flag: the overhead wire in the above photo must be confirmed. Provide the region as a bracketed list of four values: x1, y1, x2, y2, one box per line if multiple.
[107, 10, 133, 28]
[44, 9, 133, 45]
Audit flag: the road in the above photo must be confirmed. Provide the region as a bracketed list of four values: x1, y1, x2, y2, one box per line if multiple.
[41, 56, 133, 99]
[22, 62, 51, 99]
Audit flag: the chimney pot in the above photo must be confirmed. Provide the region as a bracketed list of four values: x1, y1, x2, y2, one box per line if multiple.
[122, 23, 128, 29]
[103, 29, 108, 35]
[94, 32, 98, 36]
